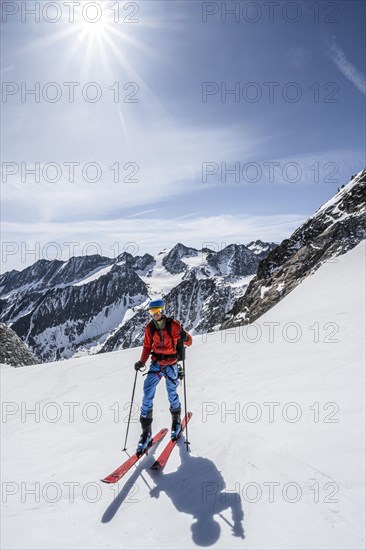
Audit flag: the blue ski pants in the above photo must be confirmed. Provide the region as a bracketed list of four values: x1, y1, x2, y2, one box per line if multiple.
[140, 362, 181, 417]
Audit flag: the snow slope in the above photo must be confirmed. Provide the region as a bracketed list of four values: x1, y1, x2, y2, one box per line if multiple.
[73, 265, 114, 287]
[1, 242, 365, 550]
[140, 249, 186, 296]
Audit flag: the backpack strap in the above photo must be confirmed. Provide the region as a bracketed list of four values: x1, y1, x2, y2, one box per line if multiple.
[149, 317, 179, 353]
[149, 319, 156, 338]
[165, 317, 174, 351]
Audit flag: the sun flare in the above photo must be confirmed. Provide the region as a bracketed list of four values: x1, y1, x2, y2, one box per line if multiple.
[77, 11, 110, 43]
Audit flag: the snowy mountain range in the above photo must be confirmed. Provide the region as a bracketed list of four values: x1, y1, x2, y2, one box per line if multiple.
[0, 241, 276, 363]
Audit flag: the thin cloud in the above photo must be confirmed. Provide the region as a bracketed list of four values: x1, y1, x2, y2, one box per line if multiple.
[127, 208, 160, 218]
[2, 213, 305, 272]
[1, 120, 263, 225]
[325, 36, 366, 95]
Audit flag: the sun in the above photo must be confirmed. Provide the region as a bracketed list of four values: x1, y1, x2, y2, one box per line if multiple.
[35, 0, 152, 84]
[76, 5, 110, 44]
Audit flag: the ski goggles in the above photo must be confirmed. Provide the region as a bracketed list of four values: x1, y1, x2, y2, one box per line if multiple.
[149, 307, 164, 314]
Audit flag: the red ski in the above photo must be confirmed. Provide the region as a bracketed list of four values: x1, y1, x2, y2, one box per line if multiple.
[151, 412, 193, 470]
[101, 428, 168, 484]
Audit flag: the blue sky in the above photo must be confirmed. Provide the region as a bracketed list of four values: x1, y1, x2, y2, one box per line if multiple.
[1, 0, 365, 271]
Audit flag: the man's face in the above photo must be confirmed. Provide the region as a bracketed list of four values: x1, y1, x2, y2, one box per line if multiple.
[150, 309, 163, 321]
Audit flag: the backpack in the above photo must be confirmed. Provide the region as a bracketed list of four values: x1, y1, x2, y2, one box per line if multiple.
[149, 317, 184, 362]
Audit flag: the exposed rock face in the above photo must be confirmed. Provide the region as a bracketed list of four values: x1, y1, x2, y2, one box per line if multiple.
[222, 169, 366, 328]
[162, 243, 199, 274]
[164, 272, 234, 333]
[0, 255, 111, 295]
[247, 240, 278, 260]
[0, 323, 38, 367]
[132, 253, 155, 275]
[98, 309, 149, 352]
[206, 244, 261, 276]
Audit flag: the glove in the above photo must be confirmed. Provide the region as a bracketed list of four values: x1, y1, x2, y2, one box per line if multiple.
[134, 361, 144, 371]
[179, 328, 189, 342]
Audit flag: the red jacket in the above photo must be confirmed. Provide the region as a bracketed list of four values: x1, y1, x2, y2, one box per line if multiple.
[140, 318, 193, 366]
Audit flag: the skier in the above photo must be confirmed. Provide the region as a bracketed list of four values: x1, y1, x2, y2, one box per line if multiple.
[134, 299, 192, 453]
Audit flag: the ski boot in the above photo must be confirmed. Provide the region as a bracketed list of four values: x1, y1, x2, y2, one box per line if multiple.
[136, 412, 152, 454]
[170, 406, 182, 441]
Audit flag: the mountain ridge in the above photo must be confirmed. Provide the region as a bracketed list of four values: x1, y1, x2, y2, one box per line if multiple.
[0, 240, 275, 362]
[222, 169, 366, 328]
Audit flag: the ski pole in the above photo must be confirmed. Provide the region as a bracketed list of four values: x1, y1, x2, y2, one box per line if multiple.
[123, 368, 138, 451]
[181, 341, 190, 452]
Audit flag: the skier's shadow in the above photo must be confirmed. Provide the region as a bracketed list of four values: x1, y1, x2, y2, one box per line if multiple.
[101, 450, 156, 523]
[102, 441, 245, 546]
[149, 442, 245, 546]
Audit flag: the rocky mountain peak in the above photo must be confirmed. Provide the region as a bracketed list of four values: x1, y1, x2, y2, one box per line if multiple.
[222, 168, 366, 328]
[162, 243, 200, 274]
[247, 240, 278, 259]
